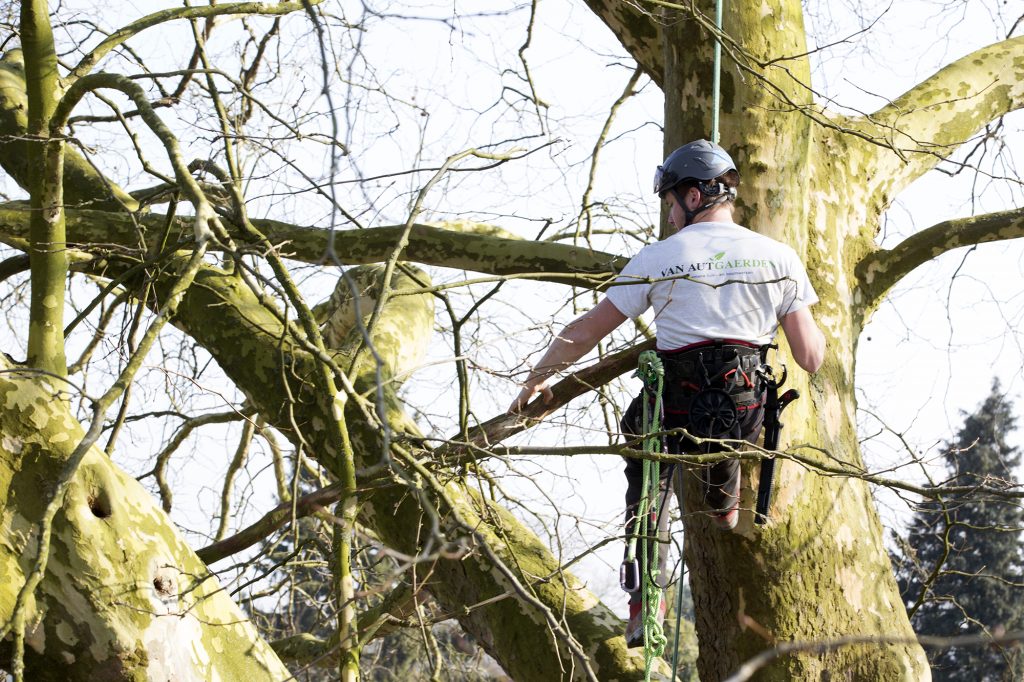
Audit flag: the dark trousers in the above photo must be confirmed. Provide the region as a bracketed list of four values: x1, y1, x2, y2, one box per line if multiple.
[622, 396, 763, 603]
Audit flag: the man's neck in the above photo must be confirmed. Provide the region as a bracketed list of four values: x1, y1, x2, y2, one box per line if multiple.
[689, 204, 735, 226]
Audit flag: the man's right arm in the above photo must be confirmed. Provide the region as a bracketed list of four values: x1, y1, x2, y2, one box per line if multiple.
[507, 298, 628, 414]
[779, 307, 825, 373]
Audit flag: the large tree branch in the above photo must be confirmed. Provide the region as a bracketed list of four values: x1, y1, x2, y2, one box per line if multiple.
[846, 35, 1024, 202]
[0, 205, 625, 288]
[856, 206, 1024, 312]
[127, 258, 657, 680]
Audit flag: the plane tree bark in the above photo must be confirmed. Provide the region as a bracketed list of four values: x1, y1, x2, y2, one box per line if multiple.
[1, 1, 1023, 681]
[0, 358, 293, 680]
[584, 2, 1024, 680]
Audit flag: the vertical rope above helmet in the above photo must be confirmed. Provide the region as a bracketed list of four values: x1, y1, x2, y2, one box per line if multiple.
[711, 0, 724, 145]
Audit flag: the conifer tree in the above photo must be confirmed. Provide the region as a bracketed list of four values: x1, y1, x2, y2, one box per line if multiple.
[893, 381, 1024, 680]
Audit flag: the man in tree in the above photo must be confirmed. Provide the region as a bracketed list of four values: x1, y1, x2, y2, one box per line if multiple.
[509, 139, 826, 646]
[893, 380, 1024, 680]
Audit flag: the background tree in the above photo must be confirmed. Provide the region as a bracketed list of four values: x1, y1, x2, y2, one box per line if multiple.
[892, 381, 1024, 680]
[0, 1, 1020, 681]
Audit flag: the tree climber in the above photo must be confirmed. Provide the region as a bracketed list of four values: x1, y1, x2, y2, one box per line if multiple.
[508, 139, 826, 647]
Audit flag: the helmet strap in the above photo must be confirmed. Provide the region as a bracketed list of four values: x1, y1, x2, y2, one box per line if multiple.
[673, 187, 733, 227]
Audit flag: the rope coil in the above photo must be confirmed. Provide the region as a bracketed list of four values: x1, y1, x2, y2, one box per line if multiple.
[636, 351, 668, 679]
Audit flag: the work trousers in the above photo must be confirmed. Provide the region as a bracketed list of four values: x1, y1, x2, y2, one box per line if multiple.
[621, 395, 763, 604]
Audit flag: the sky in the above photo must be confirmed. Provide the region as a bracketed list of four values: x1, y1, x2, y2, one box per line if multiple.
[1, 0, 1022, 621]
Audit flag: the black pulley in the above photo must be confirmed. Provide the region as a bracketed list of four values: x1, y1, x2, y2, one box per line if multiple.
[688, 388, 738, 439]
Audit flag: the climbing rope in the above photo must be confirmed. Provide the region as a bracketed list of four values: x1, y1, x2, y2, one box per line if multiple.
[636, 351, 669, 680]
[710, 0, 724, 144]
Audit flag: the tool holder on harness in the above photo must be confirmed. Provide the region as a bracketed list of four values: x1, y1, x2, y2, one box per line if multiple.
[620, 342, 766, 596]
[651, 340, 801, 523]
[754, 364, 800, 525]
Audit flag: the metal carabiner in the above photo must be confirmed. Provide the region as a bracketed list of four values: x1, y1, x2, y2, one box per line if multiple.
[620, 559, 641, 593]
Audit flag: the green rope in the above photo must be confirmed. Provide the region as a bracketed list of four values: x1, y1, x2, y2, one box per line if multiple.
[637, 351, 668, 680]
[710, 0, 724, 144]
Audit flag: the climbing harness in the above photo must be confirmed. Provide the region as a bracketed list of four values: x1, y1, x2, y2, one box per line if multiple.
[659, 340, 766, 441]
[620, 344, 799, 677]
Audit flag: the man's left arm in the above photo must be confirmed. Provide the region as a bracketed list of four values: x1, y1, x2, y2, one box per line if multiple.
[779, 307, 825, 373]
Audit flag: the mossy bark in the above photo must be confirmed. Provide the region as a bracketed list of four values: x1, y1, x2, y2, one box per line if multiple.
[592, 1, 1023, 679]
[0, 359, 291, 679]
[20, 3, 68, 377]
[0, 50, 138, 212]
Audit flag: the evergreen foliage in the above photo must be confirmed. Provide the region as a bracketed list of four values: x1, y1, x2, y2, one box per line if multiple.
[892, 380, 1024, 680]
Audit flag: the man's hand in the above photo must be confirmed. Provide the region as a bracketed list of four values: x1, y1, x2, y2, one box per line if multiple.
[507, 298, 627, 415]
[508, 379, 554, 414]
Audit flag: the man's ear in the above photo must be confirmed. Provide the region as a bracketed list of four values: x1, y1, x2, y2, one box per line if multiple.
[687, 186, 702, 209]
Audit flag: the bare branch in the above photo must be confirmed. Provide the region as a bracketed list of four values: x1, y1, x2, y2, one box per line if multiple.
[856, 206, 1024, 312]
[848, 35, 1024, 200]
[0, 205, 627, 289]
[67, 1, 323, 84]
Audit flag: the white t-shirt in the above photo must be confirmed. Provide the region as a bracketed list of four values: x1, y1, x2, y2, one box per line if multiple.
[605, 221, 818, 350]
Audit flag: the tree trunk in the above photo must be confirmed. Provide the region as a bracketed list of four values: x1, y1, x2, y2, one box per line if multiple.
[657, 2, 928, 679]
[0, 358, 292, 679]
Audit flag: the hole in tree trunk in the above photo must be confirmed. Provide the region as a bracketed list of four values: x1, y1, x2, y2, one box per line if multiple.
[87, 491, 112, 518]
[153, 575, 175, 597]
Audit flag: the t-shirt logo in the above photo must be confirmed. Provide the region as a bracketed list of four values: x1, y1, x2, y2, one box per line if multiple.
[659, 252, 777, 277]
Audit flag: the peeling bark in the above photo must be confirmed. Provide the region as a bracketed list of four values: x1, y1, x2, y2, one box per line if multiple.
[0, 359, 291, 679]
[856, 206, 1024, 314]
[849, 35, 1024, 208]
